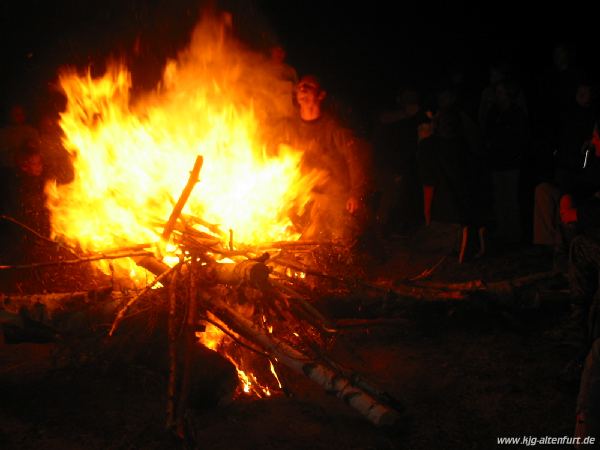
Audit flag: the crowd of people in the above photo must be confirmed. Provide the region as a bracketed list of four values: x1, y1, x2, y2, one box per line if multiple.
[365, 43, 600, 445]
[371, 44, 598, 264]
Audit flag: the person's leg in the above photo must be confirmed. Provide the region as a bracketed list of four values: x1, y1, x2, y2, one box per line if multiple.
[533, 182, 560, 246]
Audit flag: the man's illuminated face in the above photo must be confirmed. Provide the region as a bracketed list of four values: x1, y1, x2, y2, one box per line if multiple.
[296, 76, 324, 109]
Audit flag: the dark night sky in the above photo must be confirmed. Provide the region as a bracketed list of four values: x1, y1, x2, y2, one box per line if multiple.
[1, 0, 598, 124]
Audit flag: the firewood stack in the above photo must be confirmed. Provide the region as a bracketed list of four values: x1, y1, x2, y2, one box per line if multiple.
[111, 226, 403, 435]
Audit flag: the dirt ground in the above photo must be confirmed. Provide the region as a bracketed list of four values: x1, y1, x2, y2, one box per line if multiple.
[0, 225, 583, 449]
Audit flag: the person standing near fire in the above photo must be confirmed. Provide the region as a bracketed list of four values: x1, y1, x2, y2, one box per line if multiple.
[280, 75, 373, 243]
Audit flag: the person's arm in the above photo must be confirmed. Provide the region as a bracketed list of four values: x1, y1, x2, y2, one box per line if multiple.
[337, 127, 372, 213]
[423, 185, 434, 226]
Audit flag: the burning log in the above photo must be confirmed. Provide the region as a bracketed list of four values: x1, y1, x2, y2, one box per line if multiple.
[105, 247, 403, 429]
[208, 299, 402, 427]
[132, 255, 171, 277]
[209, 259, 270, 289]
[175, 260, 204, 436]
[166, 269, 179, 431]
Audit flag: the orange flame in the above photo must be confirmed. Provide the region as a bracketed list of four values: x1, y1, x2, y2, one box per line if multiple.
[198, 323, 278, 398]
[46, 14, 321, 280]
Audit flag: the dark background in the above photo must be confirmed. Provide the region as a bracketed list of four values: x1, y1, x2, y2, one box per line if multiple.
[1, 0, 598, 125]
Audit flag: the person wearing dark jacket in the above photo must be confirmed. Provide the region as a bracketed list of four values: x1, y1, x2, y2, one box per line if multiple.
[417, 102, 486, 261]
[482, 79, 530, 244]
[279, 75, 373, 242]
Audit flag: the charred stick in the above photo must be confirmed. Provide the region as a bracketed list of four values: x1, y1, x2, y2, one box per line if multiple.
[176, 260, 198, 438]
[252, 240, 344, 249]
[162, 155, 204, 242]
[0, 251, 154, 271]
[166, 269, 179, 431]
[407, 255, 447, 281]
[85, 243, 153, 255]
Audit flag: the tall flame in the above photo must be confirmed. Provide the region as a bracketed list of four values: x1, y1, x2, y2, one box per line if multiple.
[47, 14, 318, 276]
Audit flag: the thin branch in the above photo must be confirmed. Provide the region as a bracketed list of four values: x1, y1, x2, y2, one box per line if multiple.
[166, 269, 179, 431]
[408, 255, 447, 281]
[84, 243, 153, 256]
[270, 257, 341, 281]
[109, 262, 182, 336]
[253, 240, 344, 249]
[162, 155, 203, 242]
[0, 251, 155, 271]
[0, 214, 81, 257]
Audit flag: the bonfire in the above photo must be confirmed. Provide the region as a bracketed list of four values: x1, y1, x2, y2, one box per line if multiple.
[0, 12, 406, 439]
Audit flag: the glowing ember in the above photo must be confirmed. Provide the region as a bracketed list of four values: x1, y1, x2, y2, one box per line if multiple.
[46, 14, 322, 280]
[198, 323, 278, 398]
